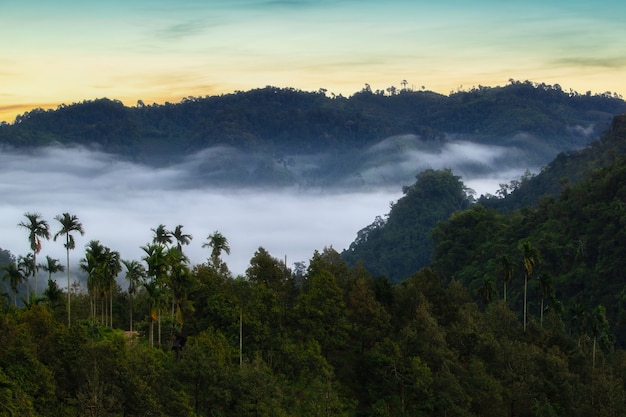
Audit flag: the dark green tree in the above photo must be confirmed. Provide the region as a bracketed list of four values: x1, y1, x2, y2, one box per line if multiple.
[54, 212, 84, 327]
[519, 240, 542, 331]
[122, 259, 145, 333]
[18, 212, 50, 298]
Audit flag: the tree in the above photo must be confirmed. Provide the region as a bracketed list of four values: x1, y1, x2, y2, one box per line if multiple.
[80, 240, 120, 326]
[590, 305, 609, 369]
[18, 212, 50, 298]
[151, 224, 172, 246]
[38, 255, 65, 283]
[122, 260, 145, 333]
[477, 274, 497, 307]
[1, 261, 25, 306]
[203, 231, 231, 273]
[142, 243, 168, 347]
[535, 272, 554, 327]
[498, 254, 515, 304]
[165, 247, 192, 329]
[54, 212, 84, 327]
[172, 225, 192, 252]
[519, 240, 542, 331]
[38, 256, 65, 310]
[80, 240, 106, 324]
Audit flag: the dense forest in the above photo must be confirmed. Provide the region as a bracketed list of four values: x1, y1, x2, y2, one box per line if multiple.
[342, 114, 626, 282]
[1, 80, 625, 165]
[2, 114, 626, 416]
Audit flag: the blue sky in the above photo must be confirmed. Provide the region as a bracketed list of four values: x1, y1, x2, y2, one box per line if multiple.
[1, 0, 625, 122]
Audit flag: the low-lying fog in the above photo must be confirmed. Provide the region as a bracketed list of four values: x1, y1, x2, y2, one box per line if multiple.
[0, 137, 534, 290]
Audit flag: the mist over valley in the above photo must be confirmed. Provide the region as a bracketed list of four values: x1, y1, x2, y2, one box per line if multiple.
[1, 82, 625, 284]
[0, 135, 529, 283]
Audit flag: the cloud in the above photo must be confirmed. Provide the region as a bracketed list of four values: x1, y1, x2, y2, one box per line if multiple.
[0, 139, 533, 292]
[0, 146, 400, 283]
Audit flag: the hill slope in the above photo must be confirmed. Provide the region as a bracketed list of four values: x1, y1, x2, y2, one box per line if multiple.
[1, 81, 624, 189]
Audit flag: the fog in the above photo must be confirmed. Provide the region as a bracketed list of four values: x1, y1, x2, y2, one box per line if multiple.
[0, 138, 533, 289]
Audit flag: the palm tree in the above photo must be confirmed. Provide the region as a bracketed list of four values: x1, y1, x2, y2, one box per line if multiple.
[1, 261, 25, 306]
[81, 241, 121, 327]
[122, 259, 145, 333]
[536, 272, 554, 328]
[102, 247, 122, 327]
[590, 305, 609, 369]
[498, 254, 514, 304]
[519, 240, 542, 331]
[142, 243, 168, 347]
[172, 225, 192, 252]
[54, 212, 84, 327]
[571, 303, 588, 349]
[81, 240, 106, 325]
[478, 274, 497, 307]
[165, 247, 191, 328]
[38, 255, 65, 282]
[18, 212, 50, 298]
[151, 224, 173, 246]
[142, 278, 161, 348]
[203, 231, 230, 271]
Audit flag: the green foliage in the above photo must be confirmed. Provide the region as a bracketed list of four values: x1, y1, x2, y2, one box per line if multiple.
[1, 83, 624, 169]
[343, 169, 473, 282]
[1, 113, 626, 415]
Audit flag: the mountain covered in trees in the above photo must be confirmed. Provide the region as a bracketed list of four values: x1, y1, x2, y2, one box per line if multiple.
[342, 114, 626, 282]
[3, 122, 626, 414]
[1, 80, 625, 188]
[2, 85, 626, 415]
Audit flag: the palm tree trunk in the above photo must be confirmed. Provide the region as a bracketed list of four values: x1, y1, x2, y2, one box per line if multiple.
[32, 253, 37, 298]
[67, 247, 71, 327]
[524, 275, 528, 331]
[158, 309, 162, 348]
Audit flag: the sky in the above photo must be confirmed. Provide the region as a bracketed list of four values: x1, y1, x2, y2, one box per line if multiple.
[1, 0, 626, 123]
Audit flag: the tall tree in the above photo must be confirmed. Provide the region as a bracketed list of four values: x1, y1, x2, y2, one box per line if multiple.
[122, 260, 145, 333]
[54, 212, 84, 327]
[102, 247, 122, 327]
[80, 240, 115, 325]
[590, 305, 609, 369]
[535, 272, 554, 328]
[18, 212, 50, 298]
[142, 243, 168, 347]
[172, 225, 192, 252]
[1, 261, 25, 306]
[151, 224, 173, 246]
[203, 231, 231, 273]
[166, 247, 191, 328]
[519, 240, 542, 331]
[38, 255, 65, 283]
[498, 254, 515, 304]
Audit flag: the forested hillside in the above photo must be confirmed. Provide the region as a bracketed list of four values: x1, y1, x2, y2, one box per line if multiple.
[2, 115, 626, 415]
[1, 243, 626, 416]
[343, 114, 626, 283]
[1, 80, 624, 163]
[2, 89, 626, 416]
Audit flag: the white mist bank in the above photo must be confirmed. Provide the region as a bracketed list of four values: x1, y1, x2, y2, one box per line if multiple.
[0, 144, 529, 285]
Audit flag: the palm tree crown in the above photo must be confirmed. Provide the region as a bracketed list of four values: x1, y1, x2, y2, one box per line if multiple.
[172, 225, 192, 251]
[18, 212, 50, 298]
[203, 231, 230, 270]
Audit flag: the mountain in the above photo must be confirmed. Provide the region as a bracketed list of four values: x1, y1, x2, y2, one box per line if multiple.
[343, 113, 626, 345]
[1, 80, 625, 189]
[342, 115, 626, 283]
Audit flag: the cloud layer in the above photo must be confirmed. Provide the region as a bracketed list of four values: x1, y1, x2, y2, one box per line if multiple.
[0, 139, 529, 290]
